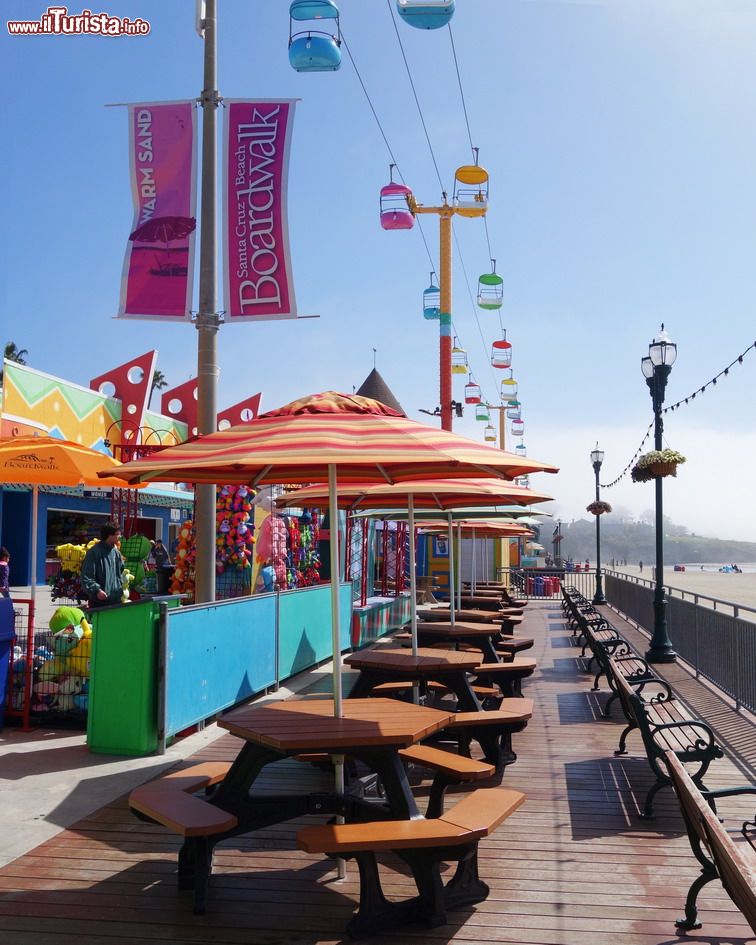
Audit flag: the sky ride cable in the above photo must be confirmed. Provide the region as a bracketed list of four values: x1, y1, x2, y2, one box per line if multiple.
[599, 337, 756, 488]
[342, 30, 438, 273]
[344, 15, 495, 410]
[385, 0, 447, 198]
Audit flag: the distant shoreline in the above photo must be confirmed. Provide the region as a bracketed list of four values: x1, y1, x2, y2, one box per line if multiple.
[609, 564, 756, 612]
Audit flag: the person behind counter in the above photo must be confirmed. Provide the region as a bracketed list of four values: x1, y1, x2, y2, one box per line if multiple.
[149, 538, 171, 569]
[81, 522, 124, 609]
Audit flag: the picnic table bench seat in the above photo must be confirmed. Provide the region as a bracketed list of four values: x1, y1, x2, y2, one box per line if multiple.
[609, 657, 724, 817]
[129, 762, 237, 915]
[440, 697, 534, 769]
[665, 750, 756, 935]
[296, 743, 495, 818]
[297, 787, 525, 937]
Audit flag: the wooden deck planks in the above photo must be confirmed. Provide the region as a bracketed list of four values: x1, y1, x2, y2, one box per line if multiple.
[0, 600, 754, 945]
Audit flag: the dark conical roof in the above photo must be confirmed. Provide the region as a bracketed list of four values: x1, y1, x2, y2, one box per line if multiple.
[355, 368, 405, 416]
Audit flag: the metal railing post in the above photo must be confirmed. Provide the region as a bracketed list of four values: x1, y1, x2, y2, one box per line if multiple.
[733, 605, 740, 712]
[157, 601, 168, 755]
[694, 594, 700, 680]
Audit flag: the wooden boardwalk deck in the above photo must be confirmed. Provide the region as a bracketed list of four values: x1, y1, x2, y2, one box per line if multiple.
[0, 601, 754, 945]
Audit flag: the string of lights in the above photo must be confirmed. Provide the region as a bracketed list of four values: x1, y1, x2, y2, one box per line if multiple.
[600, 338, 755, 488]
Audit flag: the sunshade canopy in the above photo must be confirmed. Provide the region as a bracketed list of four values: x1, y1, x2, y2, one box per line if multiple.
[419, 520, 533, 538]
[105, 392, 559, 486]
[350, 506, 553, 521]
[275, 477, 554, 511]
[0, 435, 134, 488]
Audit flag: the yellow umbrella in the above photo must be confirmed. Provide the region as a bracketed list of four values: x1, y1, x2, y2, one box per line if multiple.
[0, 435, 134, 603]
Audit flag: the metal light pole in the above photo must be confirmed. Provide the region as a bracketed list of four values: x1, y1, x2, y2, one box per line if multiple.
[194, 0, 221, 603]
[641, 325, 678, 663]
[590, 443, 606, 605]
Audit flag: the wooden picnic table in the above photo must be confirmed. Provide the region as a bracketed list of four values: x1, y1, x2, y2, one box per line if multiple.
[215, 697, 454, 823]
[413, 621, 505, 664]
[345, 647, 483, 711]
[419, 605, 521, 624]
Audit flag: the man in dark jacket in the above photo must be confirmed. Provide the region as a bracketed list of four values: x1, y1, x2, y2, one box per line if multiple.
[81, 522, 124, 609]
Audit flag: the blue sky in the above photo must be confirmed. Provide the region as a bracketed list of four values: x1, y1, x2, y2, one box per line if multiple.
[2, 0, 756, 540]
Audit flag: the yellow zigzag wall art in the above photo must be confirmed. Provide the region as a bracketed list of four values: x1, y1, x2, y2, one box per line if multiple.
[1, 362, 187, 451]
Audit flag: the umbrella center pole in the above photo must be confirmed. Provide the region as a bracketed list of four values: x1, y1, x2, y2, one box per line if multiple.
[447, 513, 455, 627]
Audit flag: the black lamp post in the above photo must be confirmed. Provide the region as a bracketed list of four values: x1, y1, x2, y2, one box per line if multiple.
[590, 443, 606, 604]
[641, 324, 678, 663]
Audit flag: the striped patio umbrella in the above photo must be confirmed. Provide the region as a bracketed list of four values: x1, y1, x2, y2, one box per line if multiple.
[277, 478, 553, 636]
[275, 478, 553, 511]
[0, 435, 136, 605]
[108, 392, 559, 710]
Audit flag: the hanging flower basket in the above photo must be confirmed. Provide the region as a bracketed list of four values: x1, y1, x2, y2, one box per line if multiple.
[634, 449, 686, 481]
[586, 500, 612, 515]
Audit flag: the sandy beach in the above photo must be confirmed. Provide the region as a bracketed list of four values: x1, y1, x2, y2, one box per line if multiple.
[611, 565, 756, 613]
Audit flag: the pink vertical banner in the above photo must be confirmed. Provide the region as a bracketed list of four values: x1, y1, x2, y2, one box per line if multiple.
[118, 101, 197, 320]
[223, 100, 298, 321]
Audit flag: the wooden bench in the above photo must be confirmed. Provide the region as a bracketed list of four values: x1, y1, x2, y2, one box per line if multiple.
[129, 762, 236, 914]
[296, 743, 495, 819]
[664, 750, 756, 934]
[609, 658, 724, 817]
[472, 658, 537, 698]
[591, 645, 657, 717]
[297, 787, 525, 937]
[441, 697, 534, 769]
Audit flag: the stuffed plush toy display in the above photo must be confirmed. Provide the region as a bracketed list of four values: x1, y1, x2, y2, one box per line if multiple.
[22, 606, 94, 714]
[119, 534, 152, 595]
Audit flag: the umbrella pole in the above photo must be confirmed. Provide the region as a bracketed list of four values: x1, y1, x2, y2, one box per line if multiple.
[472, 527, 477, 595]
[328, 464, 346, 880]
[30, 484, 38, 607]
[456, 521, 462, 613]
[447, 512, 455, 627]
[408, 494, 417, 657]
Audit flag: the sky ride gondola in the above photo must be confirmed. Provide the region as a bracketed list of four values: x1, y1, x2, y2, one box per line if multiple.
[464, 377, 481, 404]
[288, 0, 342, 72]
[478, 260, 503, 310]
[483, 423, 497, 443]
[491, 331, 512, 369]
[511, 418, 525, 438]
[475, 403, 490, 422]
[500, 370, 518, 402]
[423, 272, 440, 319]
[453, 156, 488, 218]
[396, 0, 455, 30]
[451, 338, 468, 374]
[515, 442, 527, 458]
[380, 165, 415, 230]
[506, 399, 521, 421]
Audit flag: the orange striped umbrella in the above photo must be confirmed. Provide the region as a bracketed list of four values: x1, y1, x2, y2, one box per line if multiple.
[106, 392, 559, 717]
[275, 478, 553, 511]
[418, 520, 534, 538]
[105, 392, 559, 486]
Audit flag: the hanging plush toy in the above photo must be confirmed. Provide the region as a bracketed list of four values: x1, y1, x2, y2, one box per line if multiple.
[170, 520, 196, 601]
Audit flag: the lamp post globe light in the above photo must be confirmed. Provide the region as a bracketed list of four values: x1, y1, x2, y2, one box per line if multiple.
[590, 443, 606, 605]
[642, 325, 678, 663]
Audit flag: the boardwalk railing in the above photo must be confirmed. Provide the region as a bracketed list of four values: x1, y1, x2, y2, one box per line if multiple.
[497, 567, 596, 600]
[604, 570, 756, 714]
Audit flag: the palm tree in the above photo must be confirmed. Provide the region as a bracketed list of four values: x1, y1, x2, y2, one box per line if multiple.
[1, 342, 29, 384]
[149, 369, 168, 409]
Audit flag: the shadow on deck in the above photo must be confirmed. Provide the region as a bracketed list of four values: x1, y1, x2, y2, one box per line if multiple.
[0, 602, 754, 945]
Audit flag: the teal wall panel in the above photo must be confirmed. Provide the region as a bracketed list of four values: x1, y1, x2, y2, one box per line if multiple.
[277, 582, 352, 679]
[164, 594, 277, 738]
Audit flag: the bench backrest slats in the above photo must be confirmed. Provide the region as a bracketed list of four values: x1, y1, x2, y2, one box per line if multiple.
[665, 750, 756, 935]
